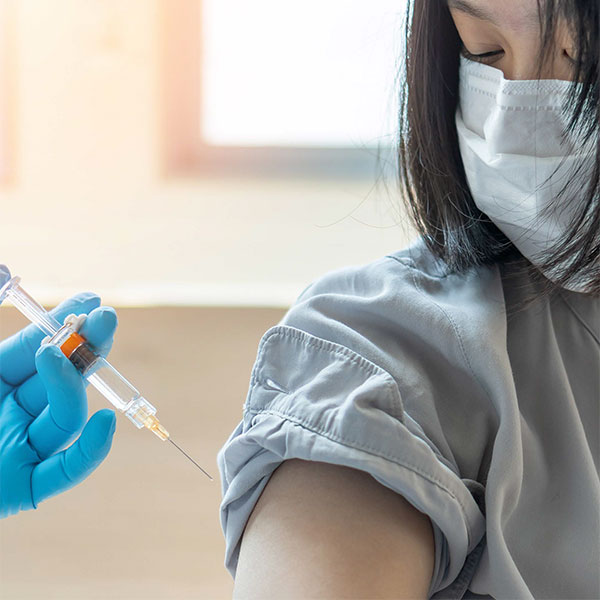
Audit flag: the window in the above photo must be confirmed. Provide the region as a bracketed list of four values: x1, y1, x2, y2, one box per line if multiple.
[162, 0, 406, 178]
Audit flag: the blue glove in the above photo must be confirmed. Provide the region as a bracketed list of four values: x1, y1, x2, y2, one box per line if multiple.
[0, 292, 119, 518]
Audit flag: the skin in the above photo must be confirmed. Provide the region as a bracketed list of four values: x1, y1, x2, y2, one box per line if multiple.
[447, 0, 577, 81]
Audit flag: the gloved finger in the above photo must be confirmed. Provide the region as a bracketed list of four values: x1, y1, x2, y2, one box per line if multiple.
[11, 375, 47, 419]
[0, 293, 100, 389]
[27, 345, 88, 460]
[10, 306, 118, 419]
[31, 409, 116, 507]
[78, 306, 118, 358]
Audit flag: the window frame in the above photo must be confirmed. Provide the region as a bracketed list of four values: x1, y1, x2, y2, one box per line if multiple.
[160, 0, 392, 179]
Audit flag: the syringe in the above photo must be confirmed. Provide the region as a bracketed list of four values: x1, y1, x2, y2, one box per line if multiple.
[0, 265, 213, 480]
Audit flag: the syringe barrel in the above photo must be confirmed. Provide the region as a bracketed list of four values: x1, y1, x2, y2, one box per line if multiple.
[78, 349, 140, 413]
[38, 322, 155, 428]
[68, 344, 156, 428]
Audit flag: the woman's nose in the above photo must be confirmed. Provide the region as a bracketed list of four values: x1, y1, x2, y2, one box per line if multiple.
[499, 63, 527, 80]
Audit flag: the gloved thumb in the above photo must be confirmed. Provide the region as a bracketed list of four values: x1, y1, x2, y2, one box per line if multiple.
[31, 409, 117, 507]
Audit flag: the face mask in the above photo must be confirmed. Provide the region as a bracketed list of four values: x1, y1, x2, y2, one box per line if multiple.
[455, 55, 596, 293]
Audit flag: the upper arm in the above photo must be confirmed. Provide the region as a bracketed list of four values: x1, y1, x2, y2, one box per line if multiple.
[233, 458, 435, 599]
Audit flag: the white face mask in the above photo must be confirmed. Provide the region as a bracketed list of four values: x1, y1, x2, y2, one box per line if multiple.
[455, 55, 596, 293]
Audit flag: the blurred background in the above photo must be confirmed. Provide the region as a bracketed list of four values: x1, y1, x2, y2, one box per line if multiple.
[0, 0, 415, 598]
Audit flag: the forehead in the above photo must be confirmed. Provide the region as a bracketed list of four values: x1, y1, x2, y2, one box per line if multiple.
[447, 0, 541, 32]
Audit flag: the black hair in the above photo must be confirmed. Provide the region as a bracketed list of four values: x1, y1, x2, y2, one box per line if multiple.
[396, 0, 599, 315]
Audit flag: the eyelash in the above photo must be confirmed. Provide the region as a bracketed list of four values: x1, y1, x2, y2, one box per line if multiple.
[460, 47, 580, 70]
[460, 47, 504, 63]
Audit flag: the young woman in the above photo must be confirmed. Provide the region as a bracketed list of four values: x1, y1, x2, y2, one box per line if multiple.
[221, 1, 598, 598]
[0, 0, 597, 598]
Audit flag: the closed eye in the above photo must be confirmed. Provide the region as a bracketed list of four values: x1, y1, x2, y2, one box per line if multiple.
[461, 47, 505, 63]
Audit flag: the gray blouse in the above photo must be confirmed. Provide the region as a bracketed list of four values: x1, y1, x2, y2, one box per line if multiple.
[217, 236, 599, 599]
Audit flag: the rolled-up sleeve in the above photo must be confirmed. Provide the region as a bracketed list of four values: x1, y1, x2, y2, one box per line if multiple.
[217, 324, 487, 598]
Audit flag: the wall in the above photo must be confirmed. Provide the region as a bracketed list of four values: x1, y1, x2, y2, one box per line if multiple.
[0, 0, 415, 308]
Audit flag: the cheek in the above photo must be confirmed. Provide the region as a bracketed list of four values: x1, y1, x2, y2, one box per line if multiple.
[551, 61, 577, 82]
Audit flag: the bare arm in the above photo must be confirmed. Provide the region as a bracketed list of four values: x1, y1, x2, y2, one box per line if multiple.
[233, 458, 435, 599]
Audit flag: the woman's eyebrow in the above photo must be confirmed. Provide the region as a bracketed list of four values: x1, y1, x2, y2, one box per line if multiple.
[447, 0, 499, 24]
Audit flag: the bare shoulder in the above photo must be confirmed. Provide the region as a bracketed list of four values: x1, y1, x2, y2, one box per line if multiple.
[233, 458, 435, 599]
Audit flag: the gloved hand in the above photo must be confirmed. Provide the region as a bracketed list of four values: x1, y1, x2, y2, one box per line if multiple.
[0, 292, 119, 518]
